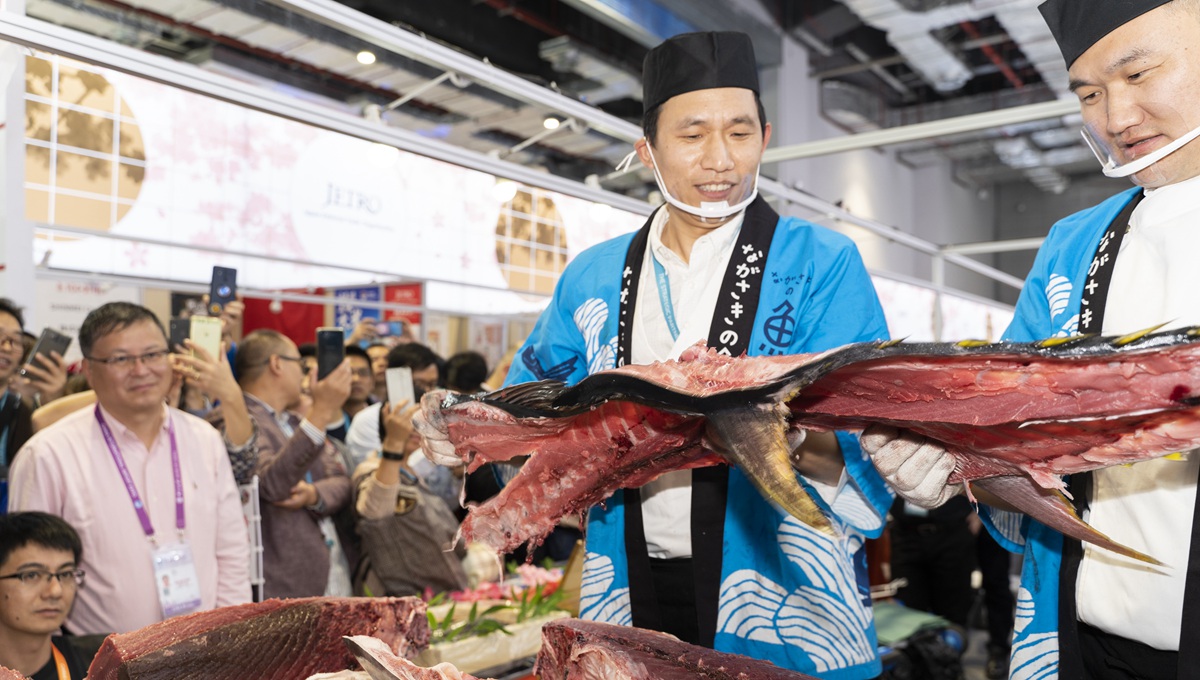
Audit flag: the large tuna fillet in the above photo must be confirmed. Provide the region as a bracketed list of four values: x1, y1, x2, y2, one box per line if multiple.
[417, 327, 1200, 563]
[0, 666, 24, 680]
[535, 619, 818, 679]
[87, 597, 429, 680]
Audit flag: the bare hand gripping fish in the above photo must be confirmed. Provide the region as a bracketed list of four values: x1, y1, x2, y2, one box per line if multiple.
[416, 326, 1200, 564]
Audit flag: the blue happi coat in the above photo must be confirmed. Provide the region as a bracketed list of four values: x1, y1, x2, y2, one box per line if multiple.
[506, 209, 893, 678]
[982, 186, 1142, 680]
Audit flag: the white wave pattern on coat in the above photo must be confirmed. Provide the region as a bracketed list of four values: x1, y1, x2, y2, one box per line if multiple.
[579, 552, 632, 626]
[1010, 586, 1058, 680]
[573, 298, 616, 374]
[716, 518, 874, 673]
[1046, 274, 1073, 321]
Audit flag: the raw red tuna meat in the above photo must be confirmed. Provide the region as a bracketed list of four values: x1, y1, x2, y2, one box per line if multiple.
[535, 619, 818, 679]
[417, 328, 1200, 562]
[87, 597, 429, 680]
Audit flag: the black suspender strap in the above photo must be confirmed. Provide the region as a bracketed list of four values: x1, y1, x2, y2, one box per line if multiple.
[1076, 192, 1143, 334]
[616, 196, 779, 644]
[1058, 191, 1144, 679]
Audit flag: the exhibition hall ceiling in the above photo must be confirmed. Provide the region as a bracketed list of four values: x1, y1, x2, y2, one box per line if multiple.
[20, 0, 1093, 196]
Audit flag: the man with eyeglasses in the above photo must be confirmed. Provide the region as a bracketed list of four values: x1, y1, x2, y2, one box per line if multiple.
[8, 302, 250, 635]
[223, 329, 354, 599]
[0, 512, 89, 678]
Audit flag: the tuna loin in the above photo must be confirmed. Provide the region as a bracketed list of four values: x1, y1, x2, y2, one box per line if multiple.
[418, 328, 1200, 562]
[87, 597, 429, 680]
[535, 619, 818, 679]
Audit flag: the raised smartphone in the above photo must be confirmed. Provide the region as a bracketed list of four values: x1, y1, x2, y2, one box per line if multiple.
[189, 315, 223, 360]
[168, 318, 189, 351]
[21, 328, 72, 375]
[315, 327, 345, 380]
[208, 266, 238, 315]
[386, 366, 415, 407]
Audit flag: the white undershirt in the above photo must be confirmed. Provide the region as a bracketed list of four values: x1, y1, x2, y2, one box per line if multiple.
[1076, 173, 1200, 651]
[632, 208, 743, 559]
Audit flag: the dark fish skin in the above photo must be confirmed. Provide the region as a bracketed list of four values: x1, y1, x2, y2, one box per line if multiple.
[429, 326, 1200, 562]
[472, 327, 1200, 419]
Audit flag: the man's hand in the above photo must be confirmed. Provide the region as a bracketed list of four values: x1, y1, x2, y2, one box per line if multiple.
[273, 480, 319, 510]
[861, 424, 960, 509]
[346, 319, 378, 346]
[381, 400, 421, 455]
[171, 341, 241, 404]
[16, 351, 68, 403]
[307, 360, 352, 430]
[412, 392, 461, 467]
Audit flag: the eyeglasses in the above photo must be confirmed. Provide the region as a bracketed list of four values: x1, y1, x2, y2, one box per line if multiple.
[0, 569, 86, 588]
[87, 349, 171, 370]
[0, 333, 24, 350]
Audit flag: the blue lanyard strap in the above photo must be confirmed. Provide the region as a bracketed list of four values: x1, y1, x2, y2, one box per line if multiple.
[651, 255, 681, 341]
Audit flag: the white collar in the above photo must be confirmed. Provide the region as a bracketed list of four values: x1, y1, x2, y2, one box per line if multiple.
[648, 206, 744, 268]
[1135, 173, 1200, 227]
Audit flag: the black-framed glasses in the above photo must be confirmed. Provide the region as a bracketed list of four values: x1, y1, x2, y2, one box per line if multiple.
[0, 569, 86, 588]
[0, 333, 23, 349]
[87, 349, 171, 370]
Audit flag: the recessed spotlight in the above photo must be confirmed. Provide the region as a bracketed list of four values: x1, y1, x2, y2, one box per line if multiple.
[356, 51, 377, 65]
[543, 117, 561, 130]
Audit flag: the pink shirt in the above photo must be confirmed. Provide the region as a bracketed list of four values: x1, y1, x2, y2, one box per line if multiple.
[8, 403, 250, 634]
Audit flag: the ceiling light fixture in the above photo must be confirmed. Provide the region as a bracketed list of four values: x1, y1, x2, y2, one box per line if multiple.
[356, 50, 377, 65]
[543, 116, 561, 130]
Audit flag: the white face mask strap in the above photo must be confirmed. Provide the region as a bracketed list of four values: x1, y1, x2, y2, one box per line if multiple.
[641, 143, 759, 221]
[1086, 122, 1200, 178]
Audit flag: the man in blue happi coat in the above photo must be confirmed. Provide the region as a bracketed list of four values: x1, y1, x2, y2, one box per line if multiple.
[863, 2, 1200, 678]
[430, 31, 892, 678]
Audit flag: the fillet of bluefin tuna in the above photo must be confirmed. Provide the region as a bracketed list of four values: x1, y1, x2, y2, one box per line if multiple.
[87, 597, 429, 680]
[417, 327, 1200, 563]
[535, 619, 819, 679]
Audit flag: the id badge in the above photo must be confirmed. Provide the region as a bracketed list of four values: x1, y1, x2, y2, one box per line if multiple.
[152, 543, 203, 618]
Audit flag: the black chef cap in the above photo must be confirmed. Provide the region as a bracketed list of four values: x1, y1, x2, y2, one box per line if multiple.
[1039, 0, 1173, 68]
[642, 31, 760, 114]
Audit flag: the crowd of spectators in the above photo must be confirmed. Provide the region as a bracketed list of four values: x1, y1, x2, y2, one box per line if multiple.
[0, 297, 508, 677]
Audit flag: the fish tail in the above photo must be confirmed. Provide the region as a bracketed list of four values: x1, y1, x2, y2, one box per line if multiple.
[972, 475, 1163, 566]
[706, 407, 835, 535]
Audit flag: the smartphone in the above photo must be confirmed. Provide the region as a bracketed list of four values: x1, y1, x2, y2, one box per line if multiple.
[168, 318, 189, 352]
[208, 266, 238, 315]
[21, 328, 72, 375]
[189, 316, 223, 360]
[316, 327, 345, 380]
[386, 366, 415, 407]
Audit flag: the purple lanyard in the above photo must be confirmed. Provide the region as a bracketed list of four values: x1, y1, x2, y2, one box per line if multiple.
[95, 405, 184, 542]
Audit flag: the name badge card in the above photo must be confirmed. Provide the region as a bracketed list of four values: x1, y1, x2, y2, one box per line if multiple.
[153, 543, 203, 618]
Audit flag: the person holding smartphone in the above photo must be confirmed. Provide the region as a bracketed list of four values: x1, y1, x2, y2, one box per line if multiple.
[0, 299, 69, 514]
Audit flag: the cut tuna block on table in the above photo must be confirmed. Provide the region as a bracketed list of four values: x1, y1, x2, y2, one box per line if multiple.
[87, 597, 429, 680]
[535, 619, 819, 679]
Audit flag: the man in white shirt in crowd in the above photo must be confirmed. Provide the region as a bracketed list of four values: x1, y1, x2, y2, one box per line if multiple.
[8, 302, 249, 634]
[865, 1, 1200, 677]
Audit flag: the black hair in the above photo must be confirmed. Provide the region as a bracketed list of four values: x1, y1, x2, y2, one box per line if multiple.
[642, 92, 768, 146]
[0, 298, 25, 330]
[385, 342, 441, 372]
[0, 512, 83, 568]
[297, 342, 317, 359]
[345, 344, 370, 363]
[445, 351, 489, 392]
[79, 302, 166, 358]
